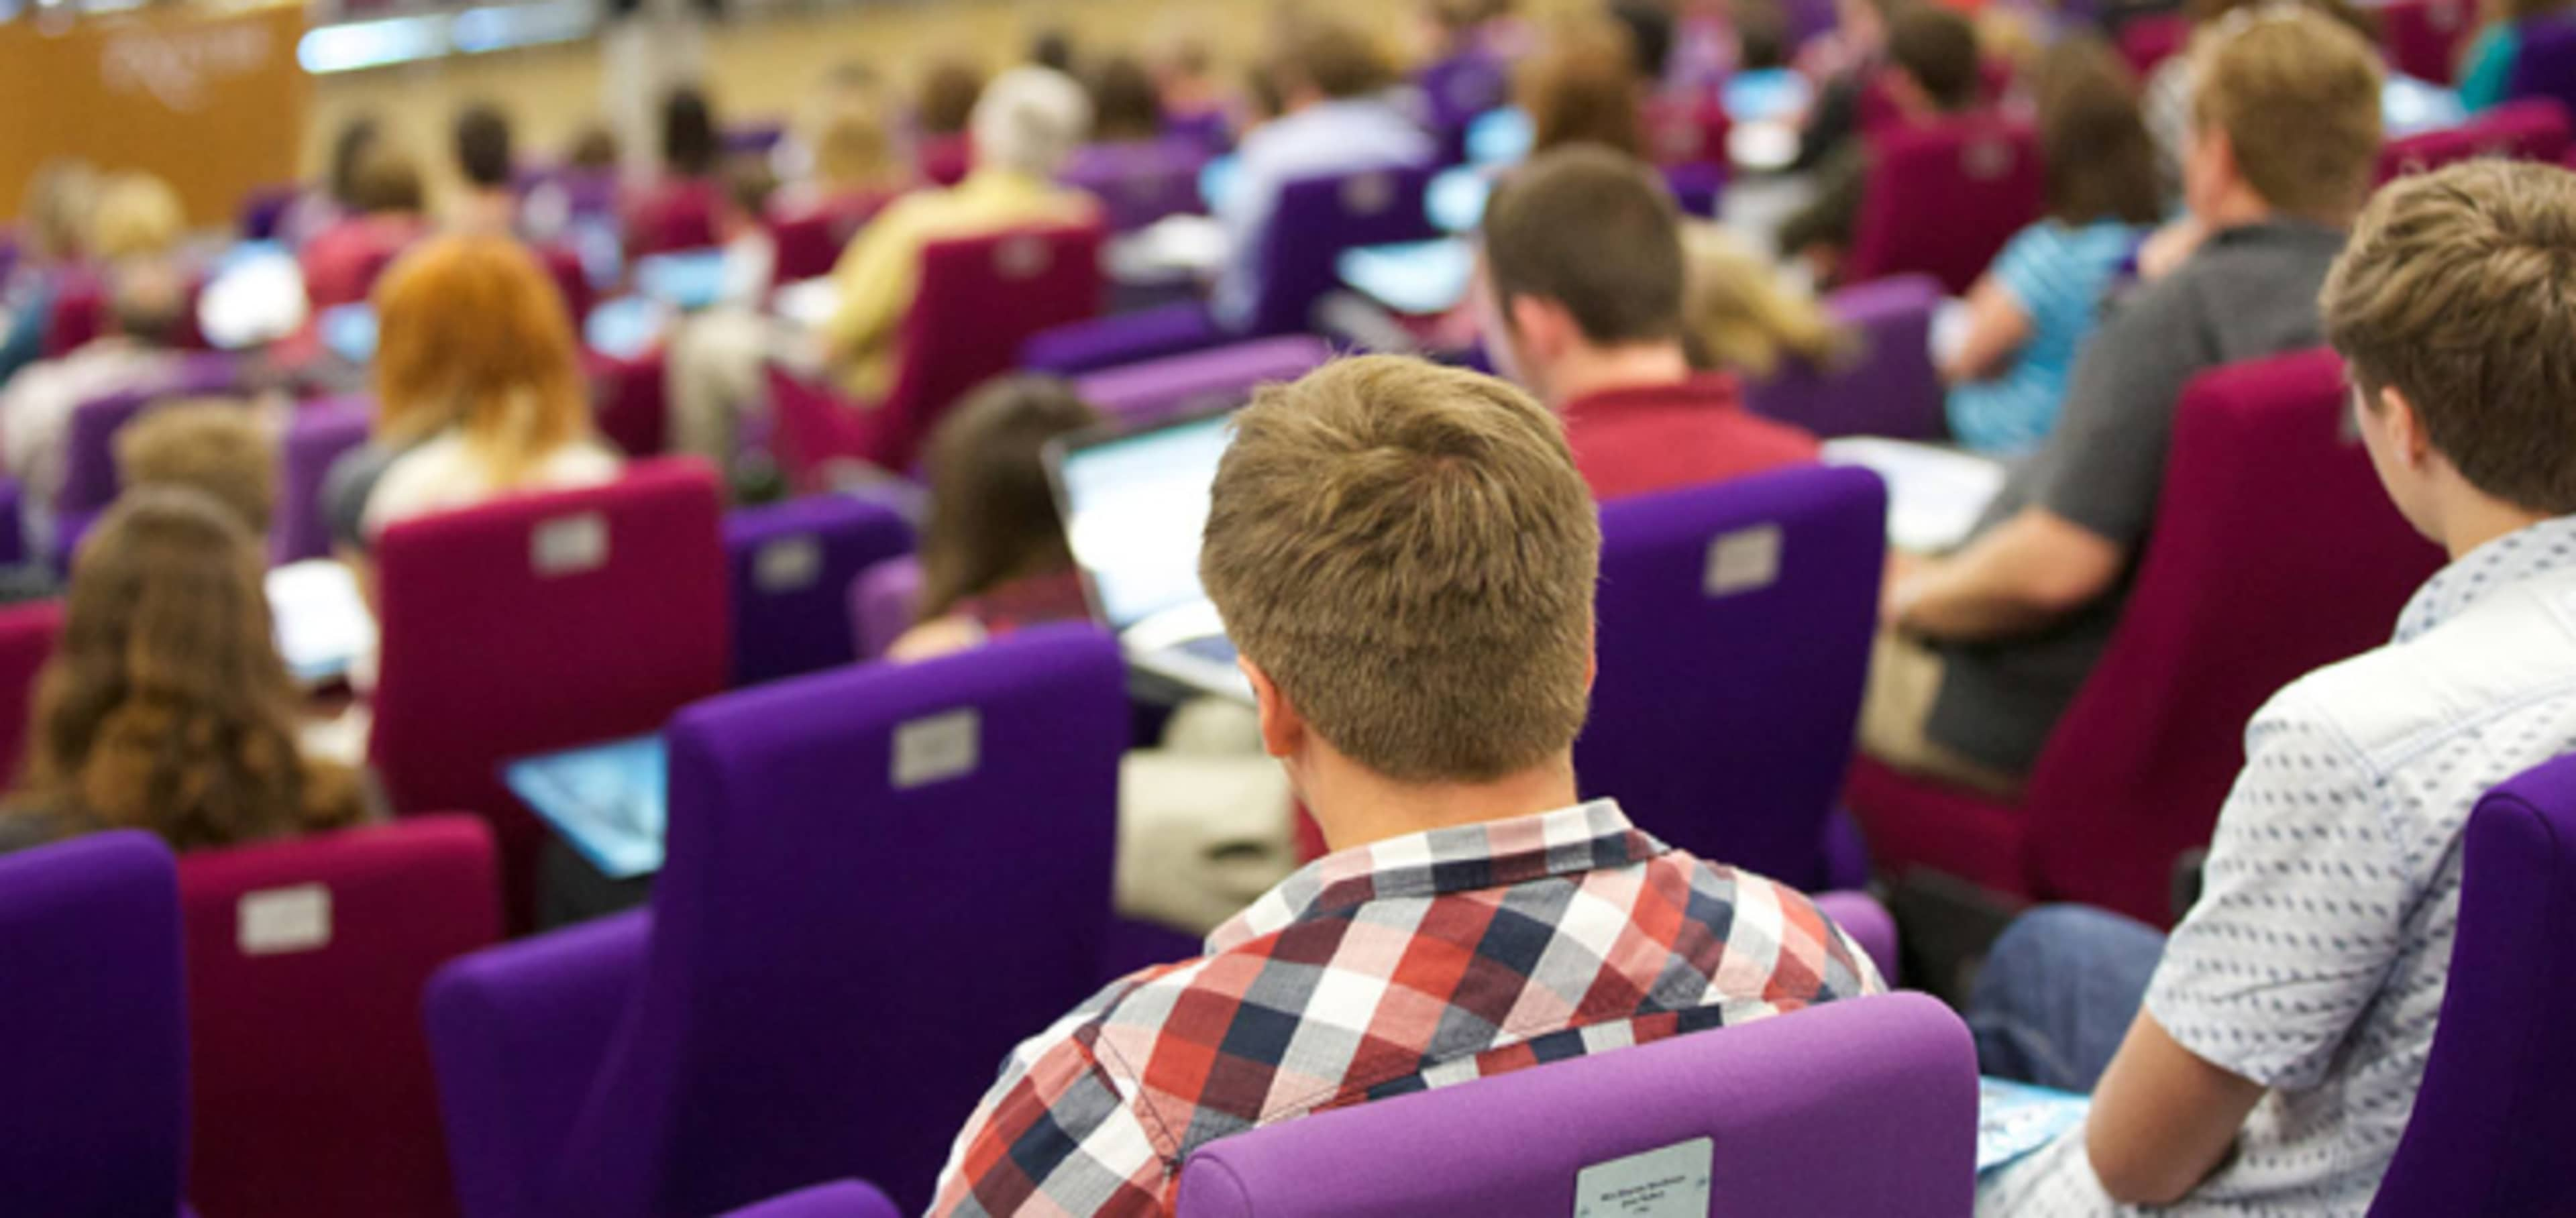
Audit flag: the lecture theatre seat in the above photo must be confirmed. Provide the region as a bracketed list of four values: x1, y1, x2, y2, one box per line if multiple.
[275, 396, 373, 564]
[52, 351, 244, 568]
[2378, 99, 2573, 183]
[1173, 993, 1978, 1218]
[722, 492, 914, 685]
[2381, 0, 2477, 85]
[178, 816, 502, 1218]
[1071, 334, 1336, 428]
[0, 831, 189, 1216]
[768, 222, 1106, 486]
[1061, 137, 1214, 233]
[0, 599, 63, 786]
[718, 1180, 903, 1218]
[370, 459, 729, 929]
[1843, 115, 2043, 297]
[2370, 754, 2576, 1215]
[848, 553, 922, 662]
[1746, 274, 1945, 441]
[1581, 465, 1886, 892]
[2507, 17, 2576, 119]
[1847, 349, 2445, 925]
[427, 626, 1124, 1216]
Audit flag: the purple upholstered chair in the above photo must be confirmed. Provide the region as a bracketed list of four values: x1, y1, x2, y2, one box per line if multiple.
[52, 351, 241, 566]
[723, 494, 915, 685]
[275, 396, 374, 564]
[849, 555, 922, 661]
[1416, 52, 1513, 164]
[1815, 890, 1899, 983]
[1072, 335, 1335, 427]
[718, 1180, 902, 1218]
[1174, 993, 1977, 1217]
[1061, 139, 1213, 232]
[1747, 274, 1945, 441]
[2508, 18, 2576, 119]
[2368, 754, 2576, 1216]
[426, 625, 1126, 1217]
[0, 476, 24, 569]
[1580, 466, 1886, 891]
[0, 831, 189, 1217]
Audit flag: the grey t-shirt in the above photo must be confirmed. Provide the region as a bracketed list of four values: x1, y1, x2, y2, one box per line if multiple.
[1925, 220, 2349, 773]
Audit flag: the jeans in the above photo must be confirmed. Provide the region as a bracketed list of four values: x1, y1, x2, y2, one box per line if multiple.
[1966, 905, 2168, 1093]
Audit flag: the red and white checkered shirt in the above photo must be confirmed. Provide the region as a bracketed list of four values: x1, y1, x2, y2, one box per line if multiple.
[929, 800, 1886, 1217]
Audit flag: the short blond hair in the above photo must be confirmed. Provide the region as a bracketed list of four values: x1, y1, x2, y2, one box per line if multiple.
[115, 404, 276, 537]
[90, 173, 186, 262]
[1200, 356, 1599, 783]
[2190, 5, 2382, 223]
[2324, 160, 2576, 514]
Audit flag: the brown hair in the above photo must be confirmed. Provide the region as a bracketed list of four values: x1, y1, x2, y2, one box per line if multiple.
[115, 404, 276, 537]
[370, 235, 596, 482]
[1887, 3, 1984, 113]
[349, 144, 427, 216]
[2190, 5, 2383, 223]
[915, 376, 1102, 622]
[2323, 160, 2576, 514]
[1200, 356, 1600, 783]
[1089, 56, 1166, 143]
[920, 59, 988, 137]
[1483, 145, 1686, 347]
[1275, 20, 1396, 101]
[15, 489, 365, 851]
[1684, 224, 1854, 379]
[2035, 37, 2162, 227]
[1518, 21, 1648, 159]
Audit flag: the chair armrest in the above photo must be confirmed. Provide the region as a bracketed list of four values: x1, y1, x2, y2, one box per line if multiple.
[1813, 891, 1900, 987]
[425, 909, 651, 1218]
[1020, 302, 1226, 375]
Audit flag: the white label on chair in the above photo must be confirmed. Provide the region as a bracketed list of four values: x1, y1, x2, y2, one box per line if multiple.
[755, 535, 822, 592]
[531, 512, 609, 577]
[238, 884, 332, 956]
[1705, 524, 1783, 597]
[894, 708, 980, 789]
[1572, 1137, 1711, 1218]
[1341, 172, 1396, 215]
[1963, 138, 2015, 182]
[996, 235, 1053, 280]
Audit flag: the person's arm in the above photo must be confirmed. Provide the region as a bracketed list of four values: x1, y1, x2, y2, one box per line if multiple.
[2083, 1012, 2265, 1205]
[1887, 507, 2125, 641]
[1942, 274, 2035, 385]
[928, 995, 1174, 1216]
[816, 202, 920, 368]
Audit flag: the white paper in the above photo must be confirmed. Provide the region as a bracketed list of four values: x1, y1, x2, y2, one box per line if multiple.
[1573, 1137, 1713, 1218]
[238, 884, 332, 956]
[266, 560, 379, 685]
[1823, 437, 2009, 555]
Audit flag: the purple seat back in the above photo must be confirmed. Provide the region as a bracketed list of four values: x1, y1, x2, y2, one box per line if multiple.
[1813, 890, 1899, 983]
[57, 351, 241, 515]
[1416, 53, 1513, 163]
[1579, 466, 1886, 890]
[1163, 109, 1235, 153]
[1174, 993, 1977, 1218]
[1061, 139, 1213, 232]
[2369, 754, 2576, 1216]
[719, 1180, 903, 1218]
[539, 625, 1126, 1215]
[1746, 274, 1944, 440]
[0, 830, 187, 1215]
[276, 396, 374, 564]
[1072, 335, 1335, 427]
[723, 494, 915, 685]
[849, 555, 923, 661]
[1246, 164, 1439, 337]
[1019, 300, 1230, 378]
[2507, 17, 2576, 117]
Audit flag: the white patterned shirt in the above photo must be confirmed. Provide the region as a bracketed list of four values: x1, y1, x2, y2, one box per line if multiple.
[1981, 514, 2576, 1216]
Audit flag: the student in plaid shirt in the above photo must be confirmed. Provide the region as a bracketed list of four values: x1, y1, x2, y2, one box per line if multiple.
[931, 356, 1885, 1217]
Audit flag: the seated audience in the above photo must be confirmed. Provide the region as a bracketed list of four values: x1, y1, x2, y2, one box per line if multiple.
[1148, 25, 1230, 140]
[1868, 7, 2381, 792]
[300, 144, 429, 311]
[1, 260, 187, 519]
[0, 161, 98, 388]
[280, 115, 381, 251]
[1780, 3, 1986, 282]
[1790, 0, 1900, 172]
[1085, 55, 1169, 145]
[1213, 21, 1434, 332]
[890, 377, 1100, 663]
[2460, 0, 2574, 109]
[1479, 146, 1820, 500]
[916, 57, 989, 142]
[777, 66, 900, 211]
[930, 355, 1884, 1215]
[1517, 18, 1650, 157]
[85, 172, 186, 264]
[819, 66, 1097, 402]
[115, 404, 276, 539]
[447, 103, 519, 236]
[0, 488, 369, 854]
[626, 87, 730, 254]
[1681, 223, 1854, 382]
[1973, 157, 2576, 1214]
[325, 236, 619, 553]
[1942, 36, 2160, 457]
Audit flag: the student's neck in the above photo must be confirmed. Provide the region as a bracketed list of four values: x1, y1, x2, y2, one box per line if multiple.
[1546, 342, 1696, 407]
[1308, 757, 1582, 854]
[2435, 493, 2553, 561]
[2196, 188, 2283, 233]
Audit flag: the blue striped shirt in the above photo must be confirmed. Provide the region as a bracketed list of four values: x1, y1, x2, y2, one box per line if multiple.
[1947, 220, 2143, 457]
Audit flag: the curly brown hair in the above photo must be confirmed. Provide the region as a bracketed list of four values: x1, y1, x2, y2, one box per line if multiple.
[13, 488, 366, 851]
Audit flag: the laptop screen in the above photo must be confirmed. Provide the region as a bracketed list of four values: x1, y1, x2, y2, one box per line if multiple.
[1053, 412, 1236, 633]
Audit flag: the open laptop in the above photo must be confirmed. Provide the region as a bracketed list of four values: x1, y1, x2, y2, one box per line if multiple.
[1046, 409, 1252, 702]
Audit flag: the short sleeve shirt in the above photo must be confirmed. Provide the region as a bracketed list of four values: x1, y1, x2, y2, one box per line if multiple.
[1945, 219, 2143, 457]
[1925, 220, 2347, 773]
[1978, 515, 2576, 1215]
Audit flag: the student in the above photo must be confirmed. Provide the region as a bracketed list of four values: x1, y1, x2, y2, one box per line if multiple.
[115, 404, 277, 540]
[1790, 0, 1901, 172]
[929, 355, 1884, 1216]
[449, 103, 519, 236]
[2460, 0, 2575, 109]
[1942, 37, 2161, 457]
[888, 377, 1102, 663]
[820, 67, 1098, 402]
[1212, 21, 1435, 332]
[1516, 17, 1650, 158]
[85, 172, 186, 264]
[1478, 146, 1820, 501]
[1972, 158, 2576, 1214]
[1085, 56, 1168, 145]
[916, 58, 989, 140]
[1, 260, 187, 521]
[0, 160, 98, 389]
[324, 236, 619, 553]
[1681, 223, 1854, 383]
[279, 115, 380, 252]
[626, 87, 729, 254]
[1779, 2, 1986, 281]
[0, 489, 370, 855]
[301, 144, 429, 311]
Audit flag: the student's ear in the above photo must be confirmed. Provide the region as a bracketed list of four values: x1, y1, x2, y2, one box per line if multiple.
[1508, 294, 1574, 360]
[2376, 384, 2436, 468]
[1242, 657, 1303, 761]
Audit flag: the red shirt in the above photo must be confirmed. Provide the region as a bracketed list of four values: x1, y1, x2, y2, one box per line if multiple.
[1559, 374, 1822, 502]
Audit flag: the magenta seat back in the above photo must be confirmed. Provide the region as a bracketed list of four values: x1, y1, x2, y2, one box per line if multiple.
[2023, 349, 2443, 922]
[590, 347, 669, 458]
[628, 180, 725, 257]
[1845, 116, 2042, 296]
[2379, 99, 2574, 182]
[917, 134, 973, 187]
[2370, 755, 2576, 1216]
[1642, 95, 1731, 166]
[178, 817, 501, 1218]
[2381, 0, 2479, 83]
[1746, 274, 1944, 440]
[0, 599, 64, 788]
[2117, 13, 2192, 77]
[849, 554, 923, 661]
[1175, 993, 1978, 1218]
[276, 396, 374, 564]
[766, 194, 884, 285]
[0, 830, 186, 1216]
[369, 459, 730, 928]
[723, 494, 915, 685]
[535, 244, 594, 327]
[40, 268, 106, 359]
[1580, 466, 1886, 890]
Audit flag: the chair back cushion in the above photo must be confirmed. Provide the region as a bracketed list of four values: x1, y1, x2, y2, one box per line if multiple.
[276, 396, 373, 564]
[1248, 165, 1438, 336]
[1846, 116, 2043, 296]
[1746, 274, 1944, 441]
[2378, 98, 2573, 182]
[723, 494, 914, 685]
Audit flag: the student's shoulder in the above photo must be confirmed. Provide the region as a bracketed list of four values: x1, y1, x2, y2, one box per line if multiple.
[2262, 591, 2576, 778]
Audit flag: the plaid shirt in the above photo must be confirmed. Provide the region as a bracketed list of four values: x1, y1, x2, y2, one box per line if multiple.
[930, 800, 1885, 1216]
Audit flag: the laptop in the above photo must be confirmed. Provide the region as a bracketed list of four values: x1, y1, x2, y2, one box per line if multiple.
[1046, 409, 1252, 702]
